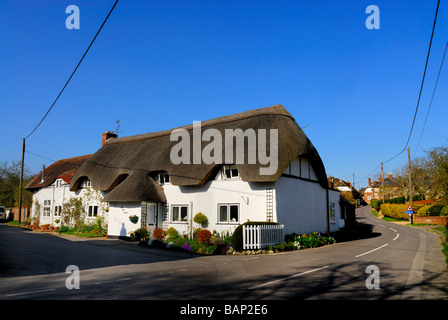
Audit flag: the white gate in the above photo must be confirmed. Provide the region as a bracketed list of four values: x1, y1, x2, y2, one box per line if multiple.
[243, 224, 285, 250]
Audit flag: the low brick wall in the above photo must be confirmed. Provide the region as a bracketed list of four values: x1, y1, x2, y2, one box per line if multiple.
[413, 215, 447, 225]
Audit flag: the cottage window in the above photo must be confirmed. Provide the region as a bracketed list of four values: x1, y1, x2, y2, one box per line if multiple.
[218, 204, 239, 224]
[222, 165, 239, 179]
[171, 205, 188, 223]
[329, 202, 336, 223]
[84, 179, 91, 188]
[158, 173, 170, 185]
[54, 205, 62, 217]
[88, 205, 98, 217]
[55, 179, 63, 188]
[43, 200, 51, 217]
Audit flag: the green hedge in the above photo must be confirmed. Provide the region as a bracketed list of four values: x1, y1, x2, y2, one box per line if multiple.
[232, 221, 279, 252]
[417, 205, 448, 216]
[371, 196, 424, 211]
[380, 204, 409, 221]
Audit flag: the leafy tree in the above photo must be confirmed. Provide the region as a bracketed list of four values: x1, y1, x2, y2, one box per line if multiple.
[0, 161, 34, 207]
[425, 145, 448, 199]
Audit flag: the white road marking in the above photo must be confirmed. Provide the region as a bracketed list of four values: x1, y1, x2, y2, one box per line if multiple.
[6, 288, 56, 297]
[393, 233, 400, 241]
[355, 243, 389, 258]
[248, 266, 329, 290]
[389, 227, 397, 232]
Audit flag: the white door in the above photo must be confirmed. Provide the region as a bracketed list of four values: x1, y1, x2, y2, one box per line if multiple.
[146, 203, 157, 233]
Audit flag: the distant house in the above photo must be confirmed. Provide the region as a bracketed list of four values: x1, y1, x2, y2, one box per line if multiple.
[24, 133, 116, 227]
[70, 105, 343, 239]
[363, 173, 400, 203]
[328, 176, 361, 205]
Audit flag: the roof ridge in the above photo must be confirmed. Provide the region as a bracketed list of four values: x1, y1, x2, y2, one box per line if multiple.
[104, 104, 292, 145]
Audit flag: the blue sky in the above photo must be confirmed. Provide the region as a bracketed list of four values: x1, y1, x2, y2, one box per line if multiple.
[1, 0, 447, 188]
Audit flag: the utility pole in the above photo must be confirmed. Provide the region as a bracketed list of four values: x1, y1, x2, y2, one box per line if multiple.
[18, 138, 25, 224]
[408, 147, 413, 224]
[381, 162, 384, 204]
[352, 173, 355, 190]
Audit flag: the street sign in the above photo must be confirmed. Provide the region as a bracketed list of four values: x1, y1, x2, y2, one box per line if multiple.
[406, 205, 414, 215]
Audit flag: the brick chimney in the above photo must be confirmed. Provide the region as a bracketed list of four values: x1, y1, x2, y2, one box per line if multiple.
[102, 131, 117, 146]
[41, 164, 45, 183]
[368, 177, 371, 186]
[388, 172, 393, 180]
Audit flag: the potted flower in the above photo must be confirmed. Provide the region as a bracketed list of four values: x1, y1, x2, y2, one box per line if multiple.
[129, 215, 139, 224]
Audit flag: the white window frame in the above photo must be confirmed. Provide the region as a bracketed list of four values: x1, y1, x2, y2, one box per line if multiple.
[54, 205, 62, 217]
[43, 200, 51, 217]
[84, 179, 91, 188]
[217, 203, 239, 224]
[88, 205, 98, 217]
[171, 204, 188, 223]
[158, 173, 170, 185]
[222, 165, 239, 179]
[55, 179, 63, 188]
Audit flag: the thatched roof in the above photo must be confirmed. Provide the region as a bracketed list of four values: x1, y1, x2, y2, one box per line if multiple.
[25, 154, 92, 191]
[70, 104, 328, 202]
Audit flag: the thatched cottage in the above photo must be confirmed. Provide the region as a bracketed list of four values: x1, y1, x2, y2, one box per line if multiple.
[69, 104, 342, 238]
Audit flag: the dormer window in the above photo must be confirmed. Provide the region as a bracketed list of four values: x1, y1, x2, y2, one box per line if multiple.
[151, 172, 170, 185]
[55, 179, 63, 188]
[158, 173, 170, 185]
[222, 165, 239, 179]
[84, 179, 91, 188]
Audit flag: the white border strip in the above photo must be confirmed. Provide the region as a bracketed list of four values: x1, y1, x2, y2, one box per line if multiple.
[248, 266, 329, 289]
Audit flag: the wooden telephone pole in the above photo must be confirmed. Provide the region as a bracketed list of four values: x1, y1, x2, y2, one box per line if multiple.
[408, 147, 413, 224]
[381, 162, 384, 204]
[18, 138, 25, 224]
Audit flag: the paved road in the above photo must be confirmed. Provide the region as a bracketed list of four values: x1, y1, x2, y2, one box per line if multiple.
[0, 206, 447, 301]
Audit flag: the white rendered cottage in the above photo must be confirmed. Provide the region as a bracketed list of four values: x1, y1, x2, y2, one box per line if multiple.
[70, 105, 342, 239]
[25, 154, 107, 228]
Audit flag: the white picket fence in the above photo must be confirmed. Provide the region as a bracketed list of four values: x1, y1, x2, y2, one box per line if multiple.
[243, 224, 285, 250]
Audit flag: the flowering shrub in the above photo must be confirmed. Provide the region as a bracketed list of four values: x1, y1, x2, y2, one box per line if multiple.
[197, 229, 212, 244]
[181, 243, 191, 251]
[273, 232, 335, 252]
[153, 228, 166, 240]
[194, 212, 208, 225]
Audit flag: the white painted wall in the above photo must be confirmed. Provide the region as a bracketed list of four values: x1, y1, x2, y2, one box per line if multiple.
[107, 169, 274, 238]
[106, 158, 343, 238]
[31, 179, 106, 227]
[107, 202, 142, 237]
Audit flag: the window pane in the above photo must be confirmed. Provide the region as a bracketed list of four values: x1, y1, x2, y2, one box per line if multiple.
[165, 174, 170, 183]
[172, 207, 179, 222]
[224, 166, 231, 179]
[230, 205, 238, 222]
[180, 206, 188, 221]
[231, 168, 239, 178]
[219, 205, 228, 222]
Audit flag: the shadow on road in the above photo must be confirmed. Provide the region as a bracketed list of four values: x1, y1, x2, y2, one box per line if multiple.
[0, 224, 199, 277]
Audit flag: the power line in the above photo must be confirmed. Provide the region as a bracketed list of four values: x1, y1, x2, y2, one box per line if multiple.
[360, 0, 440, 181]
[17, 0, 120, 224]
[413, 39, 448, 158]
[24, 0, 120, 140]
[403, 0, 440, 150]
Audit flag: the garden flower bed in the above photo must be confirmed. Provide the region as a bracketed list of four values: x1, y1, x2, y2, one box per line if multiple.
[137, 227, 336, 255]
